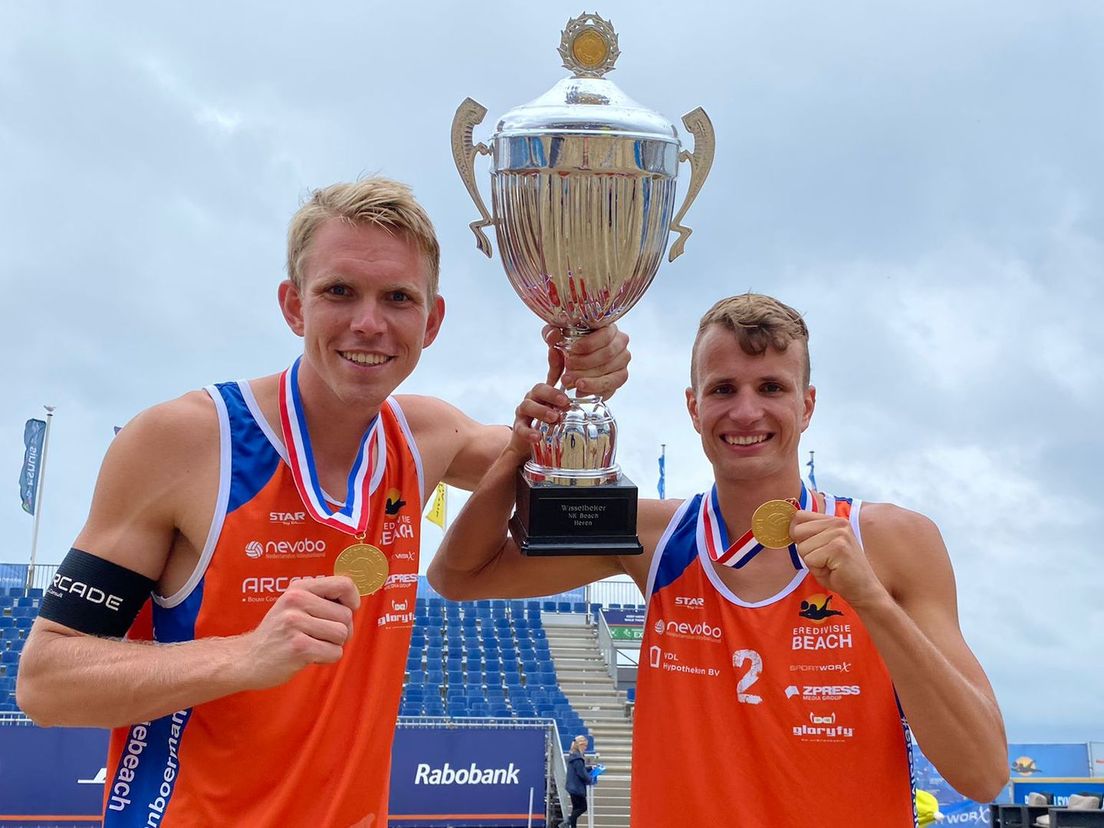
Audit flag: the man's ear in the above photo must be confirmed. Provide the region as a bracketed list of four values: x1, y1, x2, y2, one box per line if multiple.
[279, 280, 304, 337]
[685, 386, 702, 434]
[801, 385, 816, 432]
[422, 295, 446, 348]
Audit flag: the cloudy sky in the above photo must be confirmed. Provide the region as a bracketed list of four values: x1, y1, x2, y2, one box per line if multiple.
[2, 2, 1101, 745]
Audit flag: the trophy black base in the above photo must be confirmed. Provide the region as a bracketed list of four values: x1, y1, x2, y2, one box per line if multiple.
[509, 469, 644, 557]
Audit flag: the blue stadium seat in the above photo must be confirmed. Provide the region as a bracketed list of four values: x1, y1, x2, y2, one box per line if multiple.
[541, 601, 556, 612]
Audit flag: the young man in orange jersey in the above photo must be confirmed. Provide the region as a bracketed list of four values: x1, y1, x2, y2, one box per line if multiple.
[429, 293, 1008, 827]
[16, 178, 630, 827]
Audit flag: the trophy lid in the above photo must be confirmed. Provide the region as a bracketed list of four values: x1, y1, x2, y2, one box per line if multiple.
[493, 13, 679, 144]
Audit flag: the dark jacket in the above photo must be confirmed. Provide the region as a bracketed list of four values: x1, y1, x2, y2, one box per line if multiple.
[565, 750, 592, 796]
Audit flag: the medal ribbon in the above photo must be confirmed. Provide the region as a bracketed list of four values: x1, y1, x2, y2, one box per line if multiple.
[278, 357, 385, 536]
[703, 482, 818, 570]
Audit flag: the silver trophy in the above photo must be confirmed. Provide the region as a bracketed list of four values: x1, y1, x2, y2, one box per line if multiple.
[451, 13, 714, 555]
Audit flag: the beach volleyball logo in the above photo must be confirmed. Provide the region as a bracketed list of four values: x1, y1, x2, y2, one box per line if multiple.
[385, 488, 407, 515]
[245, 541, 264, 559]
[798, 593, 845, 624]
[1011, 756, 1041, 776]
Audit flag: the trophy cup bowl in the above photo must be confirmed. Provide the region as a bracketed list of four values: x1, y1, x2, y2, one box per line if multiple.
[451, 13, 715, 555]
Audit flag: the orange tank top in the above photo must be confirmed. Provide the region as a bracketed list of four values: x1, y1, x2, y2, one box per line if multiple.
[631, 488, 916, 828]
[101, 380, 422, 828]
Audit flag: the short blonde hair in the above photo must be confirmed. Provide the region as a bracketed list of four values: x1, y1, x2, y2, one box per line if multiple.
[286, 178, 441, 296]
[690, 293, 810, 388]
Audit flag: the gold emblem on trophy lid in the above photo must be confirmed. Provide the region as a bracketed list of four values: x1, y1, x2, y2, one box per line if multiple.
[751, 499, 798, 549]
[334, 542, 390, 596]
[559, 12, 621, 78]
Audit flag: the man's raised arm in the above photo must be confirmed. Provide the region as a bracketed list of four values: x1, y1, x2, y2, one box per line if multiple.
[427, 381, 677, 601]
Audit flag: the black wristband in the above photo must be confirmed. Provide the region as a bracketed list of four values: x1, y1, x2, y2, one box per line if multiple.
[38, 548, 155, 637]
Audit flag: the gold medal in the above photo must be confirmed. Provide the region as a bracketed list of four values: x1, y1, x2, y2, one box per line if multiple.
[334, 543, 389, 596]
[751, 499, 798, 549]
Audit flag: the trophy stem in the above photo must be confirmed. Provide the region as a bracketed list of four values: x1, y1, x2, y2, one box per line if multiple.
[524, 392, 620, 487]
[556, 327, 606, 402]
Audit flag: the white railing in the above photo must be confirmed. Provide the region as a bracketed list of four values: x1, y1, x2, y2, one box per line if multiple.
[1, 562, 57, 592]
[593, 607, 642, 689]
[596, 609, 616, 681]
[548, 719, 572, 819]
[585, 576, 644, 608]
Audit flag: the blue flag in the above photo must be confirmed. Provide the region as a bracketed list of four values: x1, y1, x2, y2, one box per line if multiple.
[20, 418, 46, 515]
[806, 451, 817, 490]
[657, 445, 666, 500]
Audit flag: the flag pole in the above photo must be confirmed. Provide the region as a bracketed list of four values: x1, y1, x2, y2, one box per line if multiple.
[26, 405, 56, 593]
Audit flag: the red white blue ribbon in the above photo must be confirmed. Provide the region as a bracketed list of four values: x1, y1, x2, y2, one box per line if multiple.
[703, 482, 818, 570]
[278, 357, 386, 536]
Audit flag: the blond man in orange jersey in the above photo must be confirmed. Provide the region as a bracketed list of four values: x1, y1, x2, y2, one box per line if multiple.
[16, 178, 630, 827]
[430, 293, 1008, 826]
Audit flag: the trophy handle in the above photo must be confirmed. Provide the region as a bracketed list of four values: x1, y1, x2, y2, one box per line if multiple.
[668, 107, 716, 262]
[451, 98, 496, 258]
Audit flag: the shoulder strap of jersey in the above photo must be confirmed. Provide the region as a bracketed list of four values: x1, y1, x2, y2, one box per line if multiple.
[645, 495, 701, 603]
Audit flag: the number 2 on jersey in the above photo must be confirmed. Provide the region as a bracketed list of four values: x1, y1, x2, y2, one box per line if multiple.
[732, 649, 763, 704]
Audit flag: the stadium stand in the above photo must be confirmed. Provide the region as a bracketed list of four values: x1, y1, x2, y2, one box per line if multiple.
[403, 597, 594, 751]
[0, 587, 42, 712]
